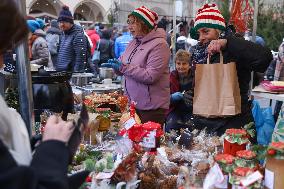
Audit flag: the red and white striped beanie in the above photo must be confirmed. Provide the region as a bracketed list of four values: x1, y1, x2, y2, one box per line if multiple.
[129, 6, 158, 29]
[194, 3, 226, 32]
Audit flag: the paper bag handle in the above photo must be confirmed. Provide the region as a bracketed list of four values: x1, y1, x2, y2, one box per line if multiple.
[207, 51, 224, 64]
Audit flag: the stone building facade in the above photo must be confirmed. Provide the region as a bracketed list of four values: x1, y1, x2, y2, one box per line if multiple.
[26, 0, 280, 24]
[26, 0, 212, 24]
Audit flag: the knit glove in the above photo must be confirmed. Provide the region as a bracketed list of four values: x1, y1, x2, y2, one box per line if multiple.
[171, 92, 183, 102]
[101, 59, 122, 72]
[183, 90, 193, 106]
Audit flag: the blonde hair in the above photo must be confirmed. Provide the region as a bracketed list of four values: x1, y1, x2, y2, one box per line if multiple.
[175, 49, 191, 63]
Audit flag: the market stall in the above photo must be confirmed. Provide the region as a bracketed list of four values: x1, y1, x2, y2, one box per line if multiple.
[30, 90, 282, 189]
[6, 0, 280, 188]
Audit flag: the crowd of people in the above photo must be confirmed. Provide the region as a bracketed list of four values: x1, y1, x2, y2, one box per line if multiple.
[0, 0, 282, 188]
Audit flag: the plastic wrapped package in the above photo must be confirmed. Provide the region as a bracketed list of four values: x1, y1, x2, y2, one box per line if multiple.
[114, 137, 133, 156]
[205, 136, 222, 154]
[111, 152, 141, 184]
[157, 175, 178, 189]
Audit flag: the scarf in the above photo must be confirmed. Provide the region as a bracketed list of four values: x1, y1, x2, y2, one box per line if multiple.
[28, 34, 38, 60]
[191, 41, 210, 65]
[0, 96, 32, 165]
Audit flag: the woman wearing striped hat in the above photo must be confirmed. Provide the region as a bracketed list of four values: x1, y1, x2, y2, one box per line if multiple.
[102, 6, 171, 125]
[190, 3, 272, 136]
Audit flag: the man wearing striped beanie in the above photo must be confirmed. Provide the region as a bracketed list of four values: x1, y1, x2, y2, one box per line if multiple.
[190, 3, 226, 40]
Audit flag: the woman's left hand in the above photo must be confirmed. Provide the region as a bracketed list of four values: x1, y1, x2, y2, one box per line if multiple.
[207, 39, 227, 55]
[101, 59, 123, 71]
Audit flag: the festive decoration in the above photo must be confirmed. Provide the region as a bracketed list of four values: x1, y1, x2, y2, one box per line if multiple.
[223, 128, 249, 156]
[111, 152, 141, 184]
[235, 150, 258, 168]
[229, 167, 262, 188]
[267, 142, 284, 159]
[229, 0, 254, 33]
[214, 153, 235, 173]
[117, 95, 128, 113]
[129, 101, 136, 117]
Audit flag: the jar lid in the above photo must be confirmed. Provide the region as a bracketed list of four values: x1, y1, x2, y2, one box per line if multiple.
[233, 167, 254, 177]
[214, 153, 235, 164]
[225, 128, 247, 137]
[236, 150, 256, 160]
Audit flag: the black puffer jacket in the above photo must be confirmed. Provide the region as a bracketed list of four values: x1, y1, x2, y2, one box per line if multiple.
[0, 140, 89, 189]
[191, 35, 272, 136]
[98, 38, 114, 65]
[193, 35, 273, 111]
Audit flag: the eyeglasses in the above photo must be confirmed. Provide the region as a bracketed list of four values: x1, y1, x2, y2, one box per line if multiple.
[127, 19, 136, 25]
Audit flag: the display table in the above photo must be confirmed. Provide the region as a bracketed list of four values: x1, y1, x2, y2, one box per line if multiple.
[73, 83, 123, 95]
[251, 91, 284, 101]
[251, 85, 284, 102]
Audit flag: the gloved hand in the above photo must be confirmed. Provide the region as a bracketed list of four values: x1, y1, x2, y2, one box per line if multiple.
[171, 92, 183, 102]
[101, 59, 122, 71]
[183, 90, 193, 106]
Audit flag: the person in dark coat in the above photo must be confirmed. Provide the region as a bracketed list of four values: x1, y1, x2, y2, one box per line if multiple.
[98, 29, 115, 65]
[165, 49, 194, 132]
[190, 3, 273, 136]
[57, 6, 88, 72]
[46, 19, 61, 67]
[0, 1, 88, 188]
[157, 16, 169, 31]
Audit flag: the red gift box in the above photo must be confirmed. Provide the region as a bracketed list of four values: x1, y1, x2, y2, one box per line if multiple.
[223, 139, 247, 156]
[223, 129, 248, 156]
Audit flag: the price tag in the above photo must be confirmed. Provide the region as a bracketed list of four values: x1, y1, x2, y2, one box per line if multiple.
[264, 169, 274, 189]
[141, 130, 156, 148]
[214, 163, 225, 182]
[240, 171, 263, 187]
[123, 117, 136, 130]
[214, 174, 228, 189]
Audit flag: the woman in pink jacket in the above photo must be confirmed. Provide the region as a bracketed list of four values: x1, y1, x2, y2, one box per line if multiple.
[102, 6, 171, 124]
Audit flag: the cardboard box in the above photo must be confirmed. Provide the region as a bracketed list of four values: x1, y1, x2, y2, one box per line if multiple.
[265, 157, 284, 189]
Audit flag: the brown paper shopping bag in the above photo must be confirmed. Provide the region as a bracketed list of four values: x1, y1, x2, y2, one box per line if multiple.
[193, 52, 241, 118]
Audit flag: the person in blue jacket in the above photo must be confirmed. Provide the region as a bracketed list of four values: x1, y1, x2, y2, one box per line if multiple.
[57, 6, 88, 72]
[114, 26, 133, 58]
